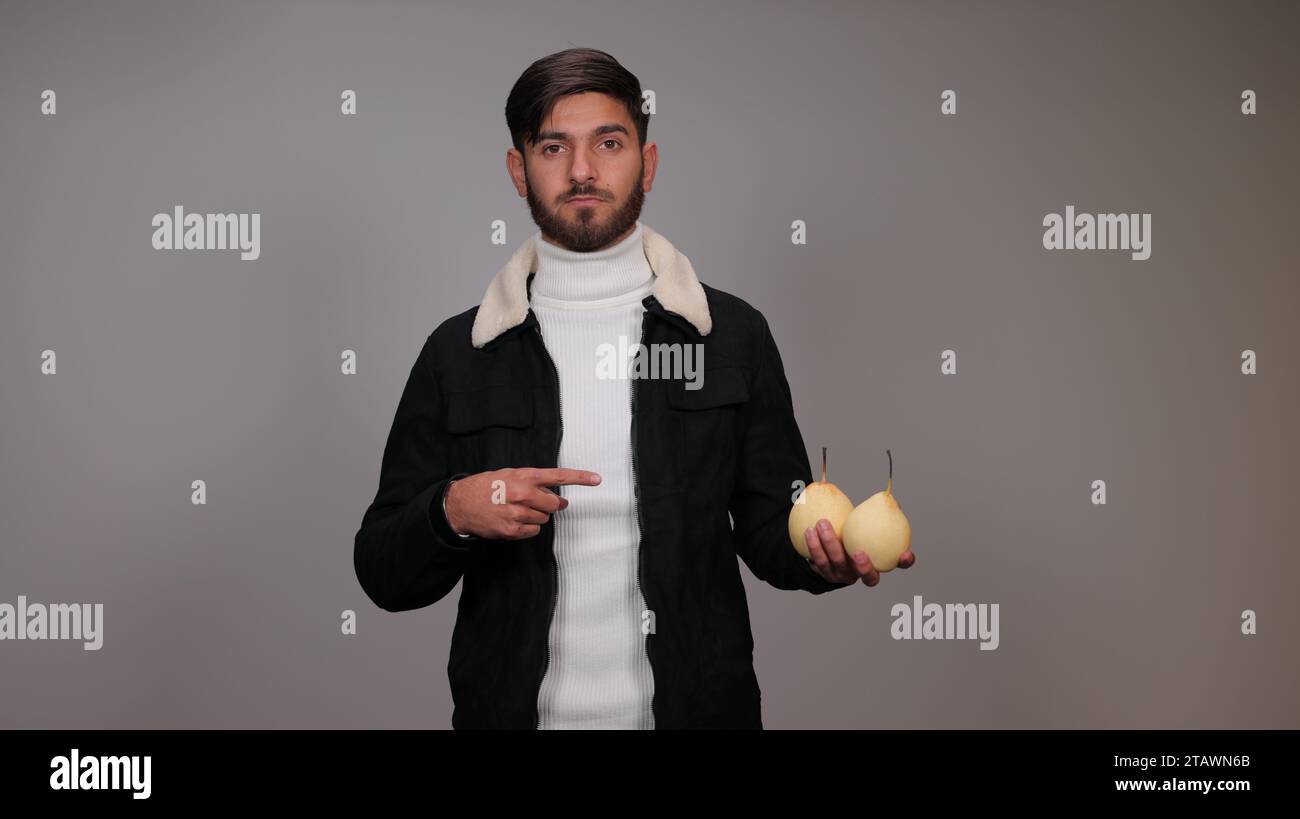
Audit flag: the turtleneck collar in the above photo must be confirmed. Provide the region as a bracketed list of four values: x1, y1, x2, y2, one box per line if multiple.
[530, 220, 654, 303]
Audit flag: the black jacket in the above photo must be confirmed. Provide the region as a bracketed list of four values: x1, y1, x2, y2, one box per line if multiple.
[353, 224, 851, 729]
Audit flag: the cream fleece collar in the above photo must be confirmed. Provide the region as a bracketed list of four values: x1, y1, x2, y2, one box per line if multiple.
[470, 223, 712, 349]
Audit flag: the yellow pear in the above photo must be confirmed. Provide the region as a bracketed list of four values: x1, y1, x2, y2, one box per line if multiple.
[788, 447, 854, 558]
[842, 449, 911, 571]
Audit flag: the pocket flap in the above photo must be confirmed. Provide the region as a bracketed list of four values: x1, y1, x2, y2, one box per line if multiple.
[446, 385, 534, 434]
[666, 366, 751, 410]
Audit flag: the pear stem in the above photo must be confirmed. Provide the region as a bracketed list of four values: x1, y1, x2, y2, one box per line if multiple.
[886, 448, 893, 493]
[821, 446, 827, 483]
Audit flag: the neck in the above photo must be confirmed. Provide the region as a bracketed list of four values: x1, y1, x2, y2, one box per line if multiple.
[531, 221, 653, 302]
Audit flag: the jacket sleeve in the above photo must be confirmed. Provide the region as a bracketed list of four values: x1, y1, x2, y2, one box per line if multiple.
[729, 312, 856, 595]
[354, 334, 477, 612]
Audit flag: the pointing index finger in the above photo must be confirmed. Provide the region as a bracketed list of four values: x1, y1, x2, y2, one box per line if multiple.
[532, 468, 602, 488]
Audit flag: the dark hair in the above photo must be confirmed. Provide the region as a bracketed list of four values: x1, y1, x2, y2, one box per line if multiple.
[505, 48, 649, 155]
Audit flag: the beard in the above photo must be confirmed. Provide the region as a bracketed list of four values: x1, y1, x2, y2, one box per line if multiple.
[524, 161, 646, 252]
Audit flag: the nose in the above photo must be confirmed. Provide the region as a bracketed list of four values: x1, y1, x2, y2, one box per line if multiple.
[568, 144, 597, 188]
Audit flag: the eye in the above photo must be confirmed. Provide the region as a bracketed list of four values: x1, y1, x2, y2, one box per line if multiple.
[542, 144, 563, 155]
[601, 139, 621, 149]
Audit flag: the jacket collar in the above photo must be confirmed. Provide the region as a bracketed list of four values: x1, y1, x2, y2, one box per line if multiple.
[471, 223, 712, 349]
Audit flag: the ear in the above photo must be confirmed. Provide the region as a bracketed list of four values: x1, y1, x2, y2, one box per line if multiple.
[506, 148, 528, 197]
[641, 141, 659, 194]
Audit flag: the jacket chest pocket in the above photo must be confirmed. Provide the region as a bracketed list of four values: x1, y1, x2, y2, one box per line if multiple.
[445, 384, 535, 471]
[666, 366, 750, 486]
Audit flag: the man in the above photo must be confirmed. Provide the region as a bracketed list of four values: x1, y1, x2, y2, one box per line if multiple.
[353, 47, 915, 730]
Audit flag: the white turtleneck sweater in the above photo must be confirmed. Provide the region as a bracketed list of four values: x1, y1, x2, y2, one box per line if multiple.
[531, 220, 656, 730]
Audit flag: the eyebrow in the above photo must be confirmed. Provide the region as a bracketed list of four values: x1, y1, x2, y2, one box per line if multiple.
[534, 123, 630, 145]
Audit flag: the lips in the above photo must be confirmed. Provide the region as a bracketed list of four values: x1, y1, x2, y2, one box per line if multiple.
[567, 196, 603, 204]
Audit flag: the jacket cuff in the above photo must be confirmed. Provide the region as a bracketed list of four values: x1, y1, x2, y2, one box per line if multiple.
[799, 553, 857, 593]
[428, 472, 478, 549]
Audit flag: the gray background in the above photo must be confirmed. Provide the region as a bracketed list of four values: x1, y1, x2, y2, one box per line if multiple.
[1, 0, 1296, 728]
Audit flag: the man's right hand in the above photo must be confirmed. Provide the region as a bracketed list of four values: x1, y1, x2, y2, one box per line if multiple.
[443, 467, 602, 541]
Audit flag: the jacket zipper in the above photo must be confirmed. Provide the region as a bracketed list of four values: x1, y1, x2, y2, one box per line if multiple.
[631, 309, 656, 727]
[533, 322, 561, 730]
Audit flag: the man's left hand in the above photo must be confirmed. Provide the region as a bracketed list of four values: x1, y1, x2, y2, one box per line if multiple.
[804, 518, 915, 587]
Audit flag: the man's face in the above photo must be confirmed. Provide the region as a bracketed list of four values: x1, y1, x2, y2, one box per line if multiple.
[508, 91, 658, 252]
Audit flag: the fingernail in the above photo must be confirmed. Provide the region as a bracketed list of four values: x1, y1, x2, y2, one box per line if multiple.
[590, 474, 601, 484]
[805, 527, 814, 541]
[853, 552, 866, 563]
[817, 519, 830, 532]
